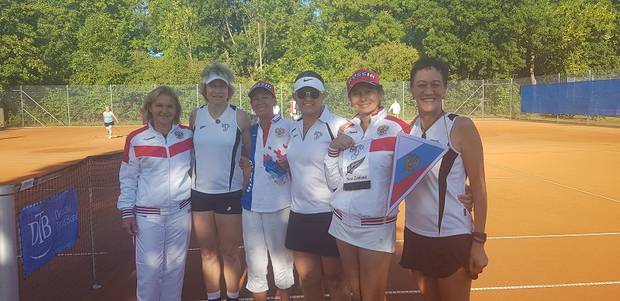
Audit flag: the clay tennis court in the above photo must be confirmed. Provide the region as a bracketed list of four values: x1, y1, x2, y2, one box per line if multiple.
[2, 120, 619, 301]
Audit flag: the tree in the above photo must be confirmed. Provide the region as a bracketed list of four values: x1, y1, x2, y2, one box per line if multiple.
[365, 42, 419, 81]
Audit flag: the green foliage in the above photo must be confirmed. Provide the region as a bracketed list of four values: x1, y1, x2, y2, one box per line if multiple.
[365, 42, 419, 81]
[0, 0, 618, 89]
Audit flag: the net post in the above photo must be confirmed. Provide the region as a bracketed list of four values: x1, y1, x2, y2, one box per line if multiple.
[0, 184, 19, 301]
[86, 159, 102, 289]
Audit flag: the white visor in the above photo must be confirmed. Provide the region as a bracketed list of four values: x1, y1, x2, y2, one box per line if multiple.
[293, 76, 325, 92]
[203, 74, 230, 85]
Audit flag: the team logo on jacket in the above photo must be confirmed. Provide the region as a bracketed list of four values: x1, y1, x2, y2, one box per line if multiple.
[346, 157, 365, 175]
[377, 125, 389, 136]
[349, 144, 365, 159]
[174, 130, 184, 139]
[405, 154, 421, 171]
[221, 123, 230, 132]
[275, 128, 286, 137]
[313, 131, 322, 140]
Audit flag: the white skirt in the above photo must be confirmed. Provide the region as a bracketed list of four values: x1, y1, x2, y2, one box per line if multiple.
[328, 213, 396, 253]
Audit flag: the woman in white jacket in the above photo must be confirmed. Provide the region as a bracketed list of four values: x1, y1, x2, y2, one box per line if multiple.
[325, 69, 411, 301]
[118, 86, 193, 301]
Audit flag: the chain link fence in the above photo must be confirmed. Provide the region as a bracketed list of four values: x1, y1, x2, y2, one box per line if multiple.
[1, 70, 619, 128]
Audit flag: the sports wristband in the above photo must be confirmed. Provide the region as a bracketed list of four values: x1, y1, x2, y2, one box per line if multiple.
[472, 232, 487, 244]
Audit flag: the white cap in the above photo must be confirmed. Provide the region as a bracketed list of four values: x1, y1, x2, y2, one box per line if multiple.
[293, 76, 325, 92]
[203, 74, 230, 85]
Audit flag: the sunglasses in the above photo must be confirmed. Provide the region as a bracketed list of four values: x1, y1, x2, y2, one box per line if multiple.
[295, 89, 321, 99]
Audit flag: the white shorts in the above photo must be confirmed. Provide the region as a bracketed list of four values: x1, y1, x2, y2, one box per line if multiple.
[135, 208, 191, 301]
[242, 208, 294, 292]
[328, 212, 396, 253]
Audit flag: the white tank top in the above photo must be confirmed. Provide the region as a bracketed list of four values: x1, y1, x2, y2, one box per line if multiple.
[405, 112, 473, 237]
[193, 105, 243, 193]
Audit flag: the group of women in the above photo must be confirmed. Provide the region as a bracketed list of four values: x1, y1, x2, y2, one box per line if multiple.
[118, 57, 488, 301]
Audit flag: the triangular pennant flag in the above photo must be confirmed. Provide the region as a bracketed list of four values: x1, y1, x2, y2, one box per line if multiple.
[386, 132, 448, 215]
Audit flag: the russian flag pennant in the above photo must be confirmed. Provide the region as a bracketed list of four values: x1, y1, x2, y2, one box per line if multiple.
[386, 132, 448, 215]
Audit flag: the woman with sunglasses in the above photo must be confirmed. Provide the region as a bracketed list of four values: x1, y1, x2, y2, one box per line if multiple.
[324, 69, 411, 301]
[190, 63, 251, 301]
[401, 57, 488, 301]
[284, 71, 350, 301]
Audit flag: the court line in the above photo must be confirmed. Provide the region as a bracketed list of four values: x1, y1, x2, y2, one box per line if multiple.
[489, 232, 620, 240]
[393, 232, 620, 243]
[489, 163, 620, 204]
[386, 280, 620, 295]
[196, 280, 620, 300]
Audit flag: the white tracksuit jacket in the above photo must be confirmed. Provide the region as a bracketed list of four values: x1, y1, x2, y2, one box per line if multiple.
[117, 123, 193, 217]
[324, 108, 411, 221]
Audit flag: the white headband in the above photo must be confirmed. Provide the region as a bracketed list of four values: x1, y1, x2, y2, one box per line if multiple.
[203, 74, 230, 85]
[293, 76, 325, 92]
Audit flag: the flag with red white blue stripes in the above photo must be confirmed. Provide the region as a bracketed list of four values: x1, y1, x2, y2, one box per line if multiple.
[386, 132, 448, 215]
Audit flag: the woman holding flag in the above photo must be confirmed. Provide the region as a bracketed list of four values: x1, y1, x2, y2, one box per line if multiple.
[401, 57, 488, 301]
[324, 69, 411, 301]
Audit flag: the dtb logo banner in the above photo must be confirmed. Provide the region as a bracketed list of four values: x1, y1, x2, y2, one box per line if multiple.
[19, 189, 79, 276]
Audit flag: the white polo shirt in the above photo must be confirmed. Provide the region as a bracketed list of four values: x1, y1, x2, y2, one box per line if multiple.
[242, 114, 294, 213]
[287, 106, 348, 214]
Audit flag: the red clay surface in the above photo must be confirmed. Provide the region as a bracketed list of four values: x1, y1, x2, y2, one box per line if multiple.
[2, 120, 620, 300]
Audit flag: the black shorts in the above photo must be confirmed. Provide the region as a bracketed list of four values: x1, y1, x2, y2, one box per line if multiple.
[285, 211, 339, 257]
[400, 227, 472, 278]
[190, 189, 242, 214]
[104, 121, 114, 127]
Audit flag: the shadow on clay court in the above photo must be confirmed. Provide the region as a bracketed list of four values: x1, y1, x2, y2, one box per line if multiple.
[0, 136, 23, 140]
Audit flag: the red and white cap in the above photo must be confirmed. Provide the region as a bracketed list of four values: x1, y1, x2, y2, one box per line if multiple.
[248, 81, 276, 97]
[347, 69, 381, 93]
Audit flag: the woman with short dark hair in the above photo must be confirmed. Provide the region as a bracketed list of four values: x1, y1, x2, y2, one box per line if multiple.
[401, 57, 489, 301]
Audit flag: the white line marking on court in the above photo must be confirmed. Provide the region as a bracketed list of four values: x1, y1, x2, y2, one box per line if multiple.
[394, 232, 620, 243]
[490, 232, 620, 240]
[193, 281, 620, 300]
[489, 163, 620, 204]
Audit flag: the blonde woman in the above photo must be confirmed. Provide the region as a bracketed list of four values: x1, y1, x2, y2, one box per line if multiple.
[118, 86, 193, 301]
[190, 63, 251, 301]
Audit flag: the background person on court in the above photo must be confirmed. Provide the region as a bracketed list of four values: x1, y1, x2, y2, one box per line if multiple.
[190, 63, 251, 301]
[388, 99, 401, 117]
[402, 57, 489, 301]
[117, 86, 193, 301]
[324, 69, 412, 301]
[103, 105, 119, 139]
[284, 71, 350, 301]
[240, 81, 295, 301]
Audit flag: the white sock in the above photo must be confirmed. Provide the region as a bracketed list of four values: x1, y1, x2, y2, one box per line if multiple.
[207, 291, 221, 300]
[227, 291, 239, 299]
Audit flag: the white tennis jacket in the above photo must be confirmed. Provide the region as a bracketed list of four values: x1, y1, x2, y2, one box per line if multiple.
[117, 123, 193, 218]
